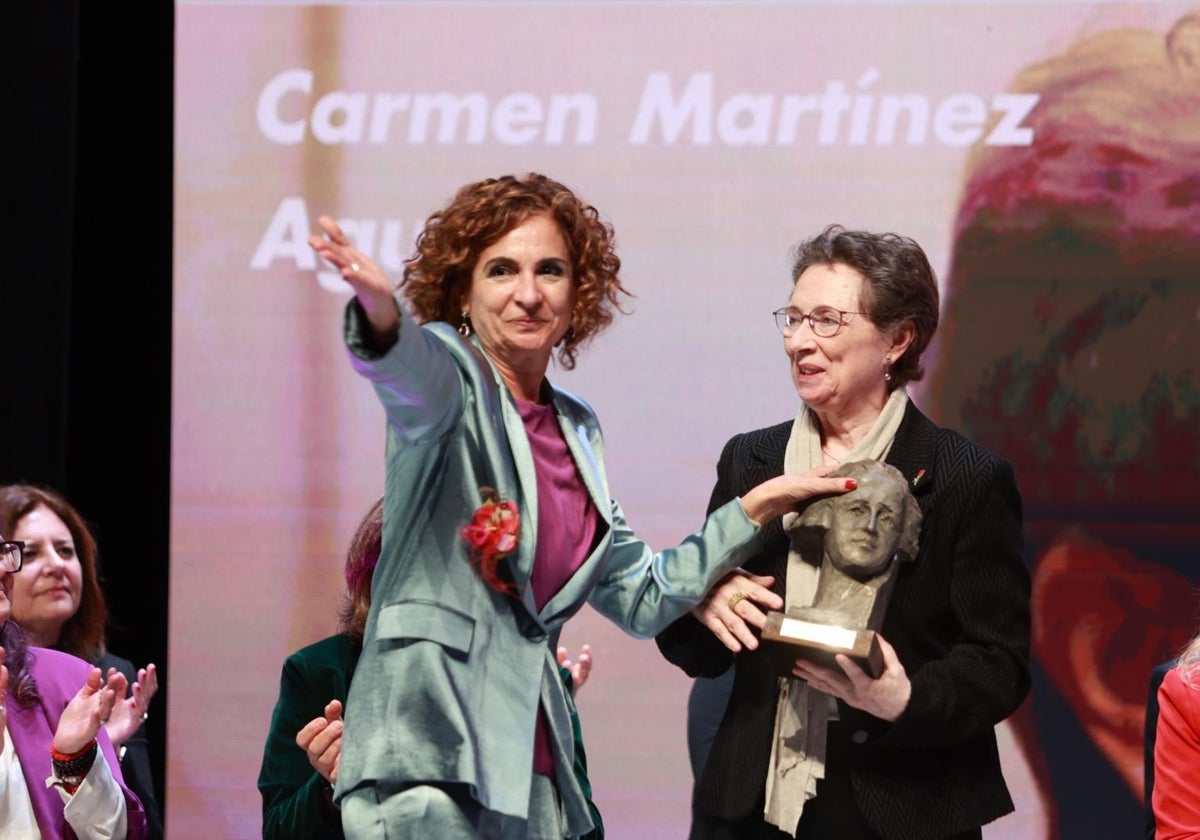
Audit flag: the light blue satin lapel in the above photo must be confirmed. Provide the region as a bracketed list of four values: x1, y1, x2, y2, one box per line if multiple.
[497, 387, 541, 618]
[483, 353, 614, 625]
[558, 413, 610, 526]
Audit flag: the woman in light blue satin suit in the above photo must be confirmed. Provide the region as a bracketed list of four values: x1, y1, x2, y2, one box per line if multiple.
[308, 173, 851, 840]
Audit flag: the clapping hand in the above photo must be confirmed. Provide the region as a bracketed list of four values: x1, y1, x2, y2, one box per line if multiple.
[556, 644, 593, 691]
[104, 663, 159, 748]
[54, 667, 125, 755]
[297, 699, 344, 785]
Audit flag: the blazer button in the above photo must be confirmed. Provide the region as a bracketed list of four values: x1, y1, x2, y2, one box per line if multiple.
[851, 730, 869, 744]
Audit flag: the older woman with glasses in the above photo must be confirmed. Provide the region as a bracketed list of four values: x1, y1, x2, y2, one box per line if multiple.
[656, 225, 1032, 840]
[1, 538, 148, 839]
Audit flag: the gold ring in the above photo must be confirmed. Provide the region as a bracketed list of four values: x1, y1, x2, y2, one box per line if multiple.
[727, 591, 747, 612]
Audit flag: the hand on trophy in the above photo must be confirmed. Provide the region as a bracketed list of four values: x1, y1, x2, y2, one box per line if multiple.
[792, 634, 912, 722]
[693, 570, 783, 653]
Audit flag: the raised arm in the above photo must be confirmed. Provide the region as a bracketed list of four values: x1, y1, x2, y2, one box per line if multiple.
[309, 215, 399, 351]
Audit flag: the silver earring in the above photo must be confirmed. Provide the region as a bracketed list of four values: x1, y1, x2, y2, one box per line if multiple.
[884, 353, 893, 382]
[459, 312, 471, 337]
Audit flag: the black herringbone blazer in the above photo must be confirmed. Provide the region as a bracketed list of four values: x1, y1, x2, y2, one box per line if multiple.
[657, 402, 1031, 840]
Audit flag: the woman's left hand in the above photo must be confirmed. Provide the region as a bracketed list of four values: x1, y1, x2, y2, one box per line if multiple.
[791, 634, 911, 722]
[103, 663, 159, 747]
[297, 699, 344, 785]
[55, 667, 125, 754]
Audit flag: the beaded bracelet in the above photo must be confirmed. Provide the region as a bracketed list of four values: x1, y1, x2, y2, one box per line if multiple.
[51, 738, 98, 783]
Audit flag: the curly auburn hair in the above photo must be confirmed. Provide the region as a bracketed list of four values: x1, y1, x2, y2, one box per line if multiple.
[0, 485, 109, 661]
[790, 224, 939, 391]
[337, 498, 383, 642]
[401, 173, 629, 370]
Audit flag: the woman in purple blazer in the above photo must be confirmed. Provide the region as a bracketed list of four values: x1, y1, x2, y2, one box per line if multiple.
[1, 537, 147, 840]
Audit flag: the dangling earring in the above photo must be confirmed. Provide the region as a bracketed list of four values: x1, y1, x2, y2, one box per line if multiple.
[556, 326, 576, 347]
[459, 311, 471, 337]
[884, 353, 893, 383]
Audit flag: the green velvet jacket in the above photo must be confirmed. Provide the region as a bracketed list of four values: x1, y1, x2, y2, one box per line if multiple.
[257, 633, 604, 839]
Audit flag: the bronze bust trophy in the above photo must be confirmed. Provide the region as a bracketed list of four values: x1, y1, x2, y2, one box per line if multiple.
[763, 460, 921, 678]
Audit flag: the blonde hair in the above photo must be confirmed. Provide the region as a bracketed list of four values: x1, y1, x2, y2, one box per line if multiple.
[1179, 628, 1200, 687]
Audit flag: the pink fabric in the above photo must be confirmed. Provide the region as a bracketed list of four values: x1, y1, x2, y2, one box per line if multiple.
[517, 398, 599, 777]
[517, 399, 599, 611]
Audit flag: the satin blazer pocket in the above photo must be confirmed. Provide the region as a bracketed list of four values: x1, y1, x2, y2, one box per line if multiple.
[375, 600, 475, 660]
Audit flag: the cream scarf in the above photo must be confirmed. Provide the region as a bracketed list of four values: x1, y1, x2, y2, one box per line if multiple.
[763, 387, 909, 835]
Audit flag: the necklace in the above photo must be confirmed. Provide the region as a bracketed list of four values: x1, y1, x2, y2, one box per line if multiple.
[821, 446, 844, 464]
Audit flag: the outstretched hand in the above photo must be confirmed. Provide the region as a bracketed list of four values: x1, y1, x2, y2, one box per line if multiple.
[297, 699, 344, 785]
[308, 215, 399, 342]
[556, 644, 593, 691]
[55, 667, 125, 755]
[792, 634, 912, 722]
[104, 662, 159, 748]
[694, 570, 783, 653]
[739, 467, 856, 525]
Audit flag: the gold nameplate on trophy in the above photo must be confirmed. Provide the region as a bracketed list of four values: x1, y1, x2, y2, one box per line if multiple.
[761, 610, 884, 678]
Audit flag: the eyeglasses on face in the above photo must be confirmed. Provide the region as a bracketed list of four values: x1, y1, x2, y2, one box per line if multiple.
[772, 306, 864, 338]
[0, 540, 24, 574]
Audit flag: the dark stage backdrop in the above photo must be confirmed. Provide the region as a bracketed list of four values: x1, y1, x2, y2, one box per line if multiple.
[5, 0, 173, 829]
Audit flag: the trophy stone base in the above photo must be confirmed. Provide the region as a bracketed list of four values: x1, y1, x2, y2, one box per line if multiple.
[761, 610, 883, 679]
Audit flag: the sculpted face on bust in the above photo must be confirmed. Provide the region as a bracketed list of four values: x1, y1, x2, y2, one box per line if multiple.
[824, 476, 907, 581]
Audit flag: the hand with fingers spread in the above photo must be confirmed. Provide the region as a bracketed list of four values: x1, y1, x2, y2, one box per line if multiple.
[694, 571, 782, 653]
[792, 634, 912, 722]
[556, 644, 593, 691]
[307, 215, 399, 344]
[104, 662, 159, 748]
[297, 699, 344, 785]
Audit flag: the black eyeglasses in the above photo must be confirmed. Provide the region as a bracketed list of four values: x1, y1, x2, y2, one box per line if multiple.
[1, 540, 24, 574]
[772, 306, 864, 338]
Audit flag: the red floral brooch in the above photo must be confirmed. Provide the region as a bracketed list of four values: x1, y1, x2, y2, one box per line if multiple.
[460, 486, 520, 595]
